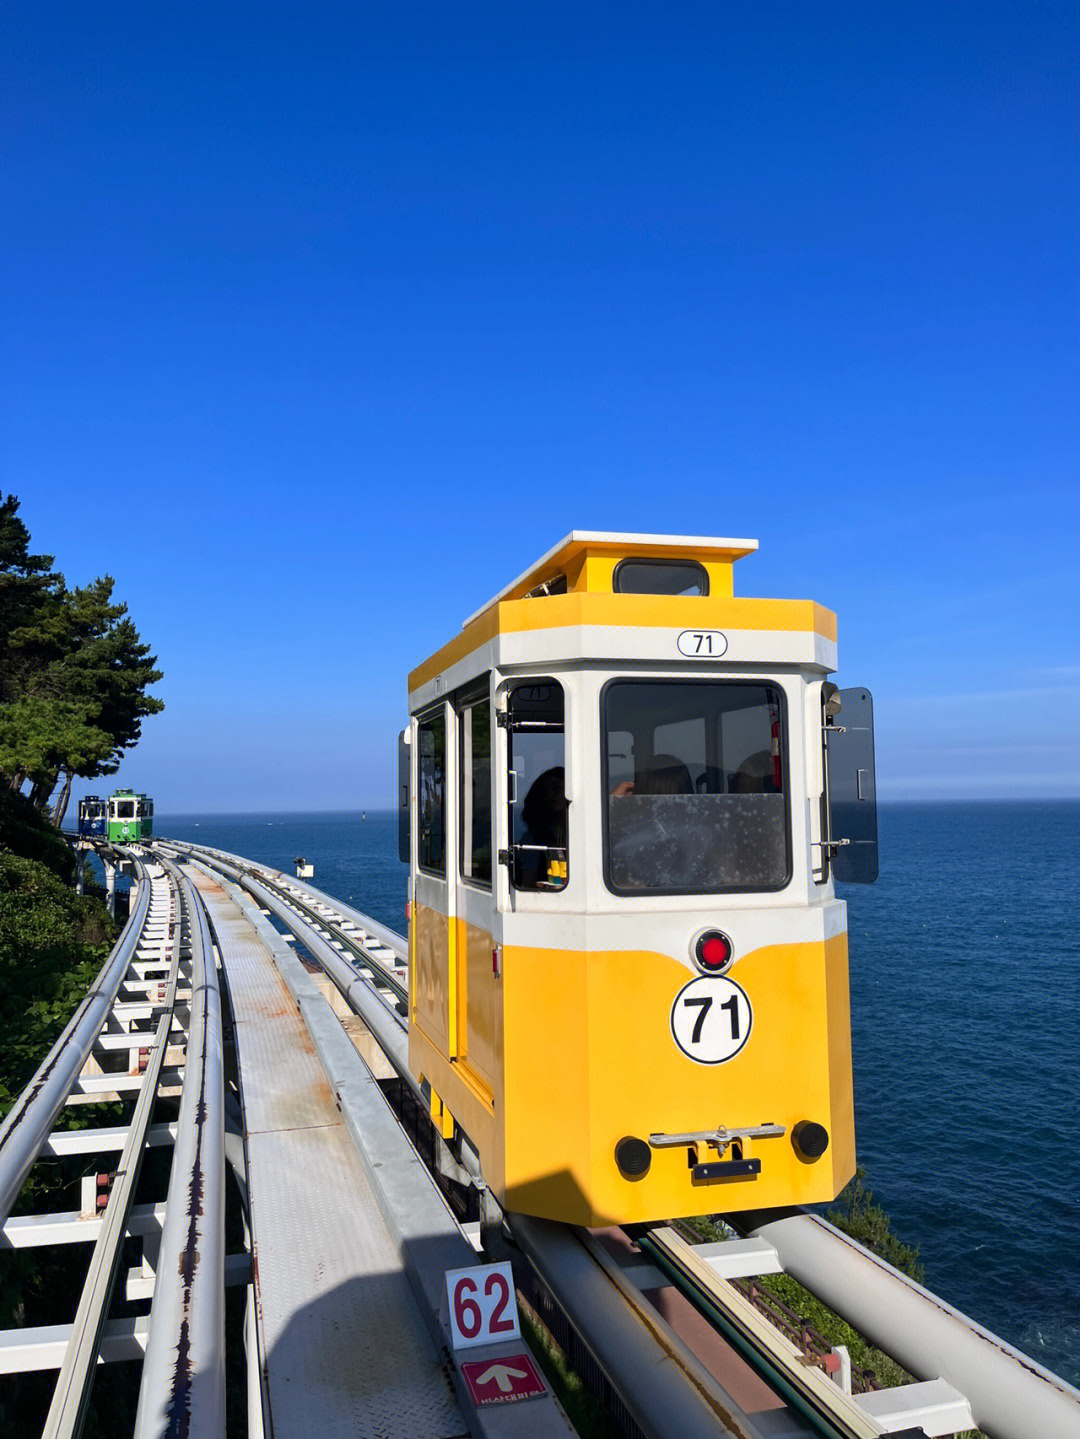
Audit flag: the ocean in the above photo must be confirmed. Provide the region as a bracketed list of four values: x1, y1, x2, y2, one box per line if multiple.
[156, 801, 1079, 1388]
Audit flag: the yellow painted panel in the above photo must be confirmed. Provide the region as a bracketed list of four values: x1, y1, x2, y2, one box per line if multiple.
[503, 535, 755, 602]
[500, 946, 592, 1221]
[498, 938, 854, 1226]
[412, 903, 449, 1048]
[457, 917, 500, 1101]
[409, 593, 837, 691]
[410, 1021, 502, 1190]
[823, 931, 856, 1186]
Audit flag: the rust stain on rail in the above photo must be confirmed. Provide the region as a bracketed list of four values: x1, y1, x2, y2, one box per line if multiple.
[579, 1228, 767, 1439]
[162, 1036, 211, 1438]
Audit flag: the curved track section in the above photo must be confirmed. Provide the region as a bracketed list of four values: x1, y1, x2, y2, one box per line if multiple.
[0, 851, 230, 1439]
[0, 854, 153, 1223]
[163, 838, 1080, 1439]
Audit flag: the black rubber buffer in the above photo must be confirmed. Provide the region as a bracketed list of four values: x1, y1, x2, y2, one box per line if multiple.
[791, 1120, 829, 1161]
[615, 1136, 652, 1179]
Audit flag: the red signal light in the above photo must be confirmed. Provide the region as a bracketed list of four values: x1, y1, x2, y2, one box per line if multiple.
[694, 930, 732, 973]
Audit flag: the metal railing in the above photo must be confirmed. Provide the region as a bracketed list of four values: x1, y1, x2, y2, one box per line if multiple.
[162, 841, 1080, 1439]
[133, 865, 225, 1439]
[0, 857, 151, 1223]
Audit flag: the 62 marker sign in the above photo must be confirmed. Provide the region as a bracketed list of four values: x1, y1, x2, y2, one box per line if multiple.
[670, 975, 752, 1064]
[445, 1261, 521, 1351]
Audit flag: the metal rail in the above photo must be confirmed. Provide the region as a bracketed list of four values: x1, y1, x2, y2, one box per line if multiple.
[163, 840, 408, 1004]
[133, 863, 225, 1439]
[636, 1226, 881, 1439]
[741, 1210, 1080, 1439]
[164, 841, 1080, 1439]
[0, 857, 151, 1223]
[42, 933, 180, 1439]
[0, 856, 234, 1439]
[170, 847, 777, 1439]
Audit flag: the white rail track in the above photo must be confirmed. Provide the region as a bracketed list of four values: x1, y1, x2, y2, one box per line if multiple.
[3, 837, 1078, 1439]
[0, 853, 231, 1439]
[163, 839, 1080, 1439]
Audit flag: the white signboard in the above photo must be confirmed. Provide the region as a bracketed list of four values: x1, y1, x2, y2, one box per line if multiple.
[670, 975, 753, 1064]
[445, 1261, 521, 1350]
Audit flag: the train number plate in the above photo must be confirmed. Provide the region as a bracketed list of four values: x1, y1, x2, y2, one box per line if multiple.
[676, 629, 728, 657]
[670, 976, 752, 1064]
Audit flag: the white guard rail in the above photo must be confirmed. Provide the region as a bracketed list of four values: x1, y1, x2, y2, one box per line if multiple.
[0, 858, 150, 1222]
[134, 867, 226, 1439]
[745, 1210, 1080, 1439]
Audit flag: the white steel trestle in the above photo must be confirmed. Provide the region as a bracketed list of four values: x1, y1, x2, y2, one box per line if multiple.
[165, 839, 1080, 1439]
[4, 837, 1079, 1439]
[0, 855, 230, 1439]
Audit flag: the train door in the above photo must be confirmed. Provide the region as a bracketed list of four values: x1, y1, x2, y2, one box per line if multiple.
[411, 704, 457, 1059]
[454, 681, 499, 1106]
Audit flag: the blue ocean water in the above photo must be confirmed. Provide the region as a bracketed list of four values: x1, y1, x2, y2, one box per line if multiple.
[157, 802, 1079, 1387]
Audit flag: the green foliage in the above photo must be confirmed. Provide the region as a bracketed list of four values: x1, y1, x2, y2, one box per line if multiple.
[519, 1299, 622, 1439]
[0, 785, 75, 878]
[0, 494, 163, 818]
[752, 1270, 914, 1388]
[827, 1166, 924, 1281]
[0, 794, 125, 1435]
[0, 847, 117, 1116]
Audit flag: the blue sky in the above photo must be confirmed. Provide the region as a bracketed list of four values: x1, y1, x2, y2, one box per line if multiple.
[3, 2, 1077, 810]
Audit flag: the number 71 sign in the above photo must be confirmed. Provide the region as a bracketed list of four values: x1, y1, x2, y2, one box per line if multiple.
[445, 1262, 521, 1350]
[670, 975, 753, 1064]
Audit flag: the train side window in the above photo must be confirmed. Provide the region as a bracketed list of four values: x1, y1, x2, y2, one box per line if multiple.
[505, 680, 568, 891]
[417, 710, 446, 876]
[459, 690, 492, 886]
[613, 559, 709, 596]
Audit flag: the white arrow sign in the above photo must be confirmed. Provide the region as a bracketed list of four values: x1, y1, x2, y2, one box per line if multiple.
[474, 1363, 529, 1394]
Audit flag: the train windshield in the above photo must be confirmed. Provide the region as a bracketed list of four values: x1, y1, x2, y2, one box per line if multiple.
[115, 800, 136, 818]
[603, 680, 790, 894]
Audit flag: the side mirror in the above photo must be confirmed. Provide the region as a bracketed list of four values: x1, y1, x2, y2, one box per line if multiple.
[826, 688, 878, 884]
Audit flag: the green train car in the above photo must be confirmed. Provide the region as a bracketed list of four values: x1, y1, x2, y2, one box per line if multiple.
[107, 789, 154, 843]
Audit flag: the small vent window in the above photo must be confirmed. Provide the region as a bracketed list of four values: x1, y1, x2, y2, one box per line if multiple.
[613, 559, 708, 596]
[524, 574, 568, 598]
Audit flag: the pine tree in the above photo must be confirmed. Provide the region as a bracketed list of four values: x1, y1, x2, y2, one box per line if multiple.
[0, 497, 163, 818]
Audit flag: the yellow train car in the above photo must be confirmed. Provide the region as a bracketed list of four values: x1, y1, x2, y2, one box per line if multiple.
[402, 532, 877, 1227]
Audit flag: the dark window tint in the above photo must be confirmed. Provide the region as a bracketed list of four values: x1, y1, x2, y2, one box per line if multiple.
[417, 711, 446, 875]
[603, 680, 789, 893]
[613, 559, 709, 596]
[460, 695, 492, 885]
[507, 680, 567, 891]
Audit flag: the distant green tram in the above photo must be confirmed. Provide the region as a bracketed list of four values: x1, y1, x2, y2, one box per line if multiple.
[107, 789, 154, 843]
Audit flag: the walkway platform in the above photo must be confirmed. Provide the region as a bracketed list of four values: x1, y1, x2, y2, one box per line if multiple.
[189, 868, 466, 1439]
